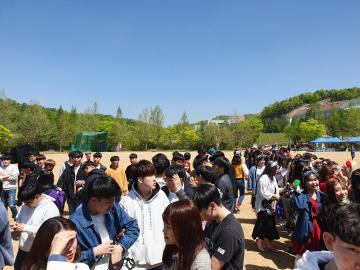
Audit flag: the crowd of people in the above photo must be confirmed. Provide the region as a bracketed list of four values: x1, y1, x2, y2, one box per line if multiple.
[0, 146, 359, 270]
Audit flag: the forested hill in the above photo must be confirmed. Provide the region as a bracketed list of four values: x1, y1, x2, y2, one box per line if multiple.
[1, 87, 360, 151]
[260, 87, 360, 132]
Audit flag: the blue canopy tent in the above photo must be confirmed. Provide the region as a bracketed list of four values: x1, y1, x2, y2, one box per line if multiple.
[310, 137, 344, 152]
[347, 137, 360, 143]
[310, 137, 344, 143]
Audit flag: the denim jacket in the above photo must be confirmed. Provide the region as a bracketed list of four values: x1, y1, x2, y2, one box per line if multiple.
[292, 190, 325, 245]
[70, 201, 140, 266]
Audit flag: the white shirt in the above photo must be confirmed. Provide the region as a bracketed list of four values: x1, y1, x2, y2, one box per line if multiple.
[91, 214, 110, 270]
[0, 164, 19, 189]
[16, 195, 60, 251]
[255, 174, 279, 213]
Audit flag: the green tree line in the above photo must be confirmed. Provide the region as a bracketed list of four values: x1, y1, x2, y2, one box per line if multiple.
[0, 97, 264, 151]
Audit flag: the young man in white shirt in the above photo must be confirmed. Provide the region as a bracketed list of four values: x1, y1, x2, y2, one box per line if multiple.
[0, 155, 19, 221]
[121, 160, 169, 269]
[13, 182, 60, 270]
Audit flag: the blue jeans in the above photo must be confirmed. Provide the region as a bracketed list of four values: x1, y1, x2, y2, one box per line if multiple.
[1, 189, 18, 219]
[234, 179, 245, 205]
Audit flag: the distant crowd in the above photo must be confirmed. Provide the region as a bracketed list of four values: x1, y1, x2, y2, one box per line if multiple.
[0, 145, 359, 270]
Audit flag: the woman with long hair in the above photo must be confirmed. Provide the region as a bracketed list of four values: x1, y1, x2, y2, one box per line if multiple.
[231, 150, 249, 212]
[22, 216, 88, 270]
[162, 199, 211, 270]
[324, 178, 349, 205]
[291, 170, 325, 258]
[252, 161, 280, 251]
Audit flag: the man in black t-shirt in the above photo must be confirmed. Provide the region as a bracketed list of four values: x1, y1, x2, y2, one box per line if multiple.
[192, 184, 245, 270]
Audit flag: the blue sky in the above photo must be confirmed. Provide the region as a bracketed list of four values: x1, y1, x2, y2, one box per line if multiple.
[1, 1, 360, 125]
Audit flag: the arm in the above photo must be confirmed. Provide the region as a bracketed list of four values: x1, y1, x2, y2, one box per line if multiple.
[115, 205, 140, 251]
[0, 208, 14, 266]
[242, 164, 249, 178]
[211, 256, 225, 270]
[247, 167, 254, 190]
[121, 171, 128, 194]
[7, 166, 19, 181]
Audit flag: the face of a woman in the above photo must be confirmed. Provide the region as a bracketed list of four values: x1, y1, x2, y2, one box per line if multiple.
[334, 183, 348, 203]
[306, 174, 319, 192]
[258, 159, 265, 167]
[163, 222, 177, 246]
[64, 230, 78, 262]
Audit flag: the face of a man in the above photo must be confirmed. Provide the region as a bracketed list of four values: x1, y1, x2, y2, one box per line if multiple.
[72, 156, 82, 166]
[140, 175, 156, 192]
[111, 160, 119, 168]
[24, 194, 41, 208]
[199, 203, 215, 222]
[94, 197, 115, 214]
[174, 160, 184, 167]
[93, 157, 101, 166]
[28, 155, 36, 163]
[2, 159, 10, 167]
[37, 159, 45, 167]
[130, 158, 137, 165]
[325, 233, 360, 270]
[85, 153, 92, 161]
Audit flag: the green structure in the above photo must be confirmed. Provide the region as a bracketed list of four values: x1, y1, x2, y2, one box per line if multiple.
[71, 131, 108, 152]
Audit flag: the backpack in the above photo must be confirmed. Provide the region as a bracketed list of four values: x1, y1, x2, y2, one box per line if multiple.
[44, 186, 65, 211]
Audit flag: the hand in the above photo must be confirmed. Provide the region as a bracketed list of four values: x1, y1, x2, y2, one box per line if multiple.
[0, 175, 9, 180]
[111, 245, 124, 266]
[172, 174, 183, 191]
[75, 180, 85, 187]
[49, 230, 77, 255]
[93, 241, 115, 256]
[12, 223, 25, 232]
[272, 194, 280, 201]
[166, 174, 183, 193]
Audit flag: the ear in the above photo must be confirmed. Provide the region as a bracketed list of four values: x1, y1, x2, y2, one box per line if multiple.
[323, 232, 335, 251]
[209, 201, 217, 210]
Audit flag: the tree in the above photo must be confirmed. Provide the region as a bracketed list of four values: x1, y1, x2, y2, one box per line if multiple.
[202, 123, 231, 149]
[180, 111, 189, 125]
[136, 109, 155, 150]
[18, 105, 52, 147]
[0, 124, 13, 151]
[149, 105, 165, 149]
[116, 106, 123, 119]
[299, 118, 326, 142]
[284, 118, 301, 145]
[230, 117, 263, 148]
[93, 102, 98, 114]
[55, 106, 71, 151]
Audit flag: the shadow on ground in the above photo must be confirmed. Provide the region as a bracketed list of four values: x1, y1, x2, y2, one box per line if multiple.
[245, 238, 294, 269]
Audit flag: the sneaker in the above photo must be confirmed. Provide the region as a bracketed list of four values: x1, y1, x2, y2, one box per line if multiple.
[236, 201, 241, 207]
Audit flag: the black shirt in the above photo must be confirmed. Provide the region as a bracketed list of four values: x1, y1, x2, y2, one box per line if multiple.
[204, 213, 245, 270]
[215, 174, 235, 212]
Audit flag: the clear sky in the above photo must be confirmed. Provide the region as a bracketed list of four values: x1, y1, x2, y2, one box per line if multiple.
[1, 1, 360, 125]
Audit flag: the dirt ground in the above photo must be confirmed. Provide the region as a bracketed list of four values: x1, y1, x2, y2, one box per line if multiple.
[4, 150, 358, 270]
